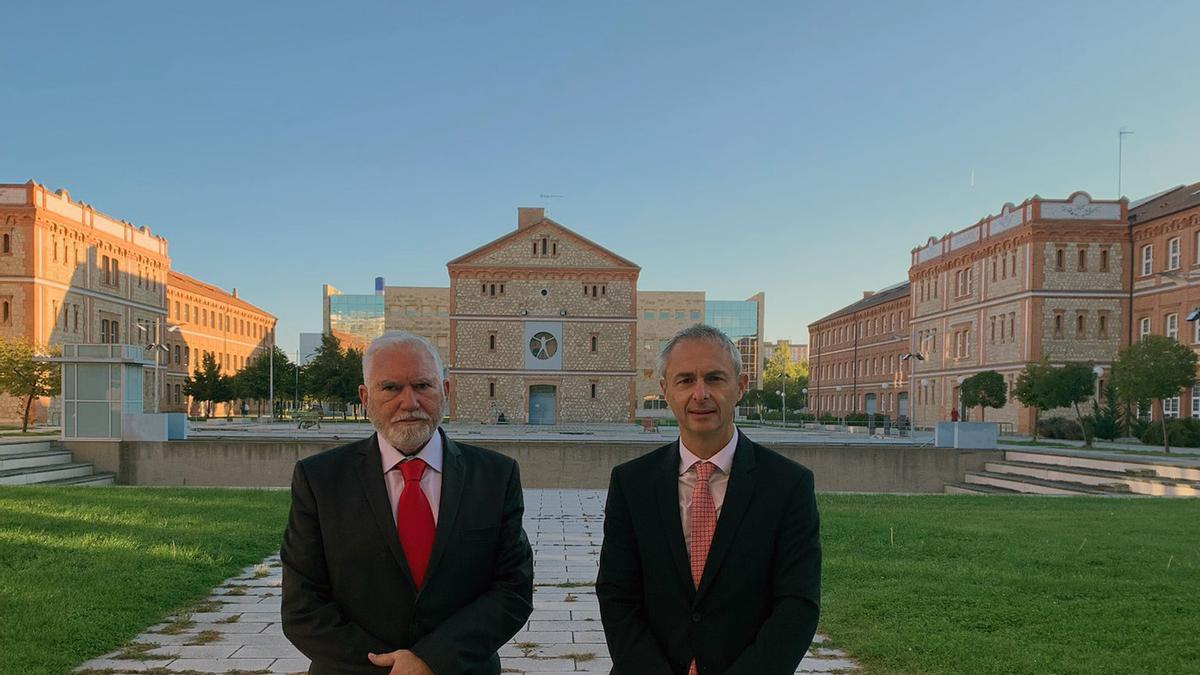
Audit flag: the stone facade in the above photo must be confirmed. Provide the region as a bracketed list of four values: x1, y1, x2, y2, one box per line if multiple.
[635, 291, 705, 411]
[906, 193, 1129, 433]
[447, 208, 640, 424]
[384, 286, 451, 362]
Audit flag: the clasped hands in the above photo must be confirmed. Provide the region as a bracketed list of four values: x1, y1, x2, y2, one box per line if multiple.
[367, 649, 433, 675]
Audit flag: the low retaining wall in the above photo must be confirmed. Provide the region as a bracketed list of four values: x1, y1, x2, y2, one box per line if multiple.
[64, 436, 1001, 493]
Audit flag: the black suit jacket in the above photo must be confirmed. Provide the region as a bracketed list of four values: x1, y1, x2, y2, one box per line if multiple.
[281, 430, 534, 675]
[596, 432, 821, 674]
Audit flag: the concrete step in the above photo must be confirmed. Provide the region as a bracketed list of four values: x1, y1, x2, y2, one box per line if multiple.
[987, 461, 1199, 497]
[944, 481, 1023, 495]
[964, 471, 1125, 496]
[39, 472, 116, 486]
[0, 450, 73, 471]
[1005, 449, 1200, 482]
[0, 440, 52, 456]
[0, 461, 96, 486]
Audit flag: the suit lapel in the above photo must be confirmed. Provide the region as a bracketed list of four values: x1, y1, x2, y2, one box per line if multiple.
[654, 442, 694, 601]
[695, 432, 757, 604]
[357, 434, 417, 587]
[424, 430, 464, 588]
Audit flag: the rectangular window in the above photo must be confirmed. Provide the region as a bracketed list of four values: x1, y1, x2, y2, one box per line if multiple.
[1054, 313, 1064, 339]
[659, 311, 669, 320]
[1168, 237, 1181, 270]
[590, 335, 598, 352]
[1100, 248, 1109, 271]
[1077, 248, 1087, 271]
[1076, 313, 1085, 338]
[101, 255, 110, 284]
[1165, 396, 1180, 419]
[643, 311, 653, 320]
[690, 310, 700, 321]
[1192, 385, 1200, 419]
[1142, 244, 1153, 276]
[1055, 248, 1065, 271]
[590, 383, 597, 399]
[489, 382, 495, 398]
[1099, 313, 1108, 339]
[1167, 313, 1178, 340]
[488, 334, 496, 351]
[1139, 317, 1151, 339]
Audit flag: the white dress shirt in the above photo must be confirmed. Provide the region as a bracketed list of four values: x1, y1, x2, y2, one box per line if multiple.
[678, 428, 739, 552]
[379, 429, 444, 526]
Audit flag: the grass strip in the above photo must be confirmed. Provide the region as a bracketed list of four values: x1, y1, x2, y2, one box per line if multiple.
[818, 494, 1200, 674]
[0, 486, 289, 675]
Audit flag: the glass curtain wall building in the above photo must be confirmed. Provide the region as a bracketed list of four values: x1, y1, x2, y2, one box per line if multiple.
[325, 292, 384, 351]
[705, 292, 765, 391]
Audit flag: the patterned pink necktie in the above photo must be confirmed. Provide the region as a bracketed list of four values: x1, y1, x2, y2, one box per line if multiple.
[688, 461, 716, 675]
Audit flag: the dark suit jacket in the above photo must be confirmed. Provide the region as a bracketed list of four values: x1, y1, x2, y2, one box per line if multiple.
[596, 432, 821, 674]
[281, 430, 534, 675]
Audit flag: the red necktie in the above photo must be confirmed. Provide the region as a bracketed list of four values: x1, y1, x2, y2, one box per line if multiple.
[688, 461, 716, 675]
[396, 458, 435, 587]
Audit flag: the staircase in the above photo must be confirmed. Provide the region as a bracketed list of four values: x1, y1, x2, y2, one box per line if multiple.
[946, 448, 1200, 497]
[0, 439, 116, 486]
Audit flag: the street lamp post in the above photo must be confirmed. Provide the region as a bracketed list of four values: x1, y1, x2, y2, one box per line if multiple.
[900, 351, 925, 434]
[801, 387, 808, 427]
[268, 327, 275, 422]
[138, 322, 177, 414]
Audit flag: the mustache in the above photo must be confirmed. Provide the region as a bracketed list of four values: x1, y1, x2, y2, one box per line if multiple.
[391, 411, 433, 422]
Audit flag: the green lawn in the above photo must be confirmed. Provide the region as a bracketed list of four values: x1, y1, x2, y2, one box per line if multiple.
[819, 494, 1199, 674]
[1, 489, 1196, 674]
[0, 487, 290, 675]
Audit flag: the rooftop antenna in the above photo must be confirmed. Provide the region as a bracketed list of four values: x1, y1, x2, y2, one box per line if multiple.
[1118, 127, 1134, 198]
[539, 193, 564, 212]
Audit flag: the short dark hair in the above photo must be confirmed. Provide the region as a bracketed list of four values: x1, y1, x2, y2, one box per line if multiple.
[656, 324, 743, 378]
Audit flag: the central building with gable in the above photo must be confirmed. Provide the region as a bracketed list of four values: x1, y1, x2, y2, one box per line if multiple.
[445, 207, 640, 424]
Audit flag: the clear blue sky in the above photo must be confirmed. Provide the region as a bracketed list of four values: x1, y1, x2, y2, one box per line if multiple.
[5, 1, 1198, 354]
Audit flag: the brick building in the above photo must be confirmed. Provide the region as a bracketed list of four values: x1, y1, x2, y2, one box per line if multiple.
[808, 282, 910, 419]
[164, 271, 276, 415]
[1129, 182, 1200, 418]
[906, 192, 1128, 432]
[0, 181, 170, 422]
[0, 180, 276, 423]
[447, 207, 640, 423]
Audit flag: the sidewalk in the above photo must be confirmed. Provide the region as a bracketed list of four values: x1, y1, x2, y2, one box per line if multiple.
[76, 489, 857, 674]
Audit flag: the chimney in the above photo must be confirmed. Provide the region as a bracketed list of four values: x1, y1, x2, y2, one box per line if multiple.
[518, 207, 544, 230]
[232, 288, 239, 299]
[862, 291, 874, 299]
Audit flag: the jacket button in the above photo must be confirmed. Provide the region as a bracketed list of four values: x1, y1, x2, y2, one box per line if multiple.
[691, 612, 701, 622]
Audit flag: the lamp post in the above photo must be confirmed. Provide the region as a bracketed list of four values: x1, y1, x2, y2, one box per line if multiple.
[268, 326, 275, 422]
[295, 348, 301, 416]
[801, 387, 808, 427]
[900, 351, 925, 433]
[137, 322, 177, 414]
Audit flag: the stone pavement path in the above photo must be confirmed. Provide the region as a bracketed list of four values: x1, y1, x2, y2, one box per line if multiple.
[76, 489, 857, 674]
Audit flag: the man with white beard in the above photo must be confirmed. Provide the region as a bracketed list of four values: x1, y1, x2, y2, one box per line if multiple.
[282, 331, 534, 675]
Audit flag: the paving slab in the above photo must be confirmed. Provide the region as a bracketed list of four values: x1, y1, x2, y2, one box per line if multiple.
[75, 489, 858, 674]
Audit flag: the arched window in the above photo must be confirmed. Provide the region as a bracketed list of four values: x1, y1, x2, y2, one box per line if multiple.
[2, 233, 9, 254]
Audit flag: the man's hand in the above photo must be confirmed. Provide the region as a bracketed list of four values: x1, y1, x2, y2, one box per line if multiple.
[367, 649, 434, 675]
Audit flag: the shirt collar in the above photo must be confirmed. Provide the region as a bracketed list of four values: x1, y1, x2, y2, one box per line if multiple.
[678, 427, 738, 476]
[379, 428, 444, 474]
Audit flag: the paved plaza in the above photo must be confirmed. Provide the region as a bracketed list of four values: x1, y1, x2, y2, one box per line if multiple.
[76, 489, 856, 674]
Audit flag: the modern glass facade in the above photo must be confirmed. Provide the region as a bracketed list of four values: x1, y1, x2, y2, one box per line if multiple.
[705, 300, 758, 338]
[705, 297, 764, 392]
[327, 294, 385, 350]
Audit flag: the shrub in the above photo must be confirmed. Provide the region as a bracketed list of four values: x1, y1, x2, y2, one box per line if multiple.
[1139, 418, 1200, 448]
[1038, 416, 1084, 440]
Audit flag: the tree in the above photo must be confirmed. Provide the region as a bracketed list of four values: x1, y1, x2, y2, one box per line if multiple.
[230, 347, 295, 415]
[1013, 359, 1053, 440]
[0, 338, 61, 432]
[1090, 381, 1121, 441]
[1111, 334, 1198, 453]
[959, 371, 1006, 421]
[303, 334, 345, 405]
[184, 352, 230, 418]
[1048, 362, 1097, 447]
